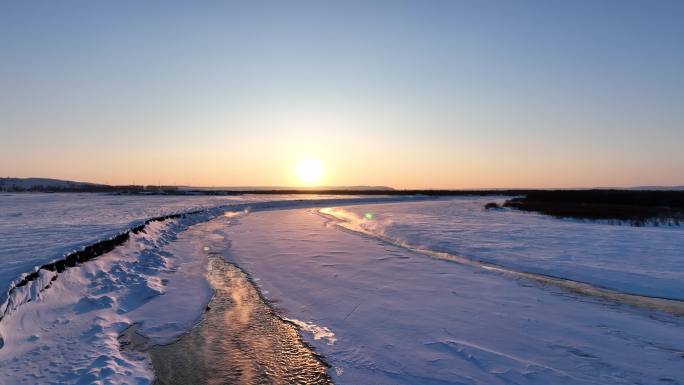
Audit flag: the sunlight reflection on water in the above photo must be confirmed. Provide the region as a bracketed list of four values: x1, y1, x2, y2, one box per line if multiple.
[149, 256, 332, 385]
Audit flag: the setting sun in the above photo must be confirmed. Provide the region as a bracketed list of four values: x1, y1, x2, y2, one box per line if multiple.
[296, 158, 323, 185]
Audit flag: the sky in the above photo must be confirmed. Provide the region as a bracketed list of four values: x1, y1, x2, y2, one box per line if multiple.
[1, 1, 682, 188]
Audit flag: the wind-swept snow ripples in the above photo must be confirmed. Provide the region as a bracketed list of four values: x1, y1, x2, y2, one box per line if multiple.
[319, 199, 684, 313]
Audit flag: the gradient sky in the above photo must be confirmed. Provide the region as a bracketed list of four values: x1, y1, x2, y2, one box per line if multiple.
[1, 1, 682, 188]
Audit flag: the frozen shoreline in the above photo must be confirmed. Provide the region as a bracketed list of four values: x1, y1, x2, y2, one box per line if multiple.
[0, 196, 429, 384]
[0, 195, 428, 329]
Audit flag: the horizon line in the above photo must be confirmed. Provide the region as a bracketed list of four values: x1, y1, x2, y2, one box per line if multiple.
[2, 176, 684, 192]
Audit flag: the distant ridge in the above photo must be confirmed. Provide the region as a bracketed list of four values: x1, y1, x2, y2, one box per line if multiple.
[0, 177, 105, 192]
[628, 186, 684, 191]
[0, 178, 394, 193]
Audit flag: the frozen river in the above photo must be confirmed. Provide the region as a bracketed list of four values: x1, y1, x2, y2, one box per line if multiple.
[0, 194, 682, 384]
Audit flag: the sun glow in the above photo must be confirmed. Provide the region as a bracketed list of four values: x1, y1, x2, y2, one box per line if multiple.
[296, 158, 323, 185]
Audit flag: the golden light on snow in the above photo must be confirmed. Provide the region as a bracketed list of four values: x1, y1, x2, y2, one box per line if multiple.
[296, 158, 323, 185]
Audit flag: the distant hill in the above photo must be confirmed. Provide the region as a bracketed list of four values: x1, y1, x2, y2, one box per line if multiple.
[0, 178, 106, 192]
[0, 178, 394, 193]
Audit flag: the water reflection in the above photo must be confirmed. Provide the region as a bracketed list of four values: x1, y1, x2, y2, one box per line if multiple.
[150, 256, 332, 385]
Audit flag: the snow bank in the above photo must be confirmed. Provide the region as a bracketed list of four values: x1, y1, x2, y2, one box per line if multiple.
[0, 209, 239, 384]
[0, 193, 251, 306]
[0, 194, 418, 315]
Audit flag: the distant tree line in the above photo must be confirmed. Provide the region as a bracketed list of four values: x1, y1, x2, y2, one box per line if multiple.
[489, 190, 684, 226]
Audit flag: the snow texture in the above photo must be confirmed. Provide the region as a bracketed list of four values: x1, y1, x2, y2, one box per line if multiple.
[221, 208, 684, 385]
[1, 195, 682, 384]
[329, 197, 684, 300]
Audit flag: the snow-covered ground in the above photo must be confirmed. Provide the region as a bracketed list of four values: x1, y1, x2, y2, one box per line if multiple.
[222, 208, 684, 385]
[0, 215, 214, 384]
[325, 197, 684, 300]
[0, 195, 420, 384]
[0, 195, 682, 384]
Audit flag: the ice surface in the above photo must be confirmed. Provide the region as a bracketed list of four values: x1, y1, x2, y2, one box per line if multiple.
[0, 195, 423, 384]
[327, 197, 684, 300]
[0, 193, 405, 306]
[220, 208, 684, 385]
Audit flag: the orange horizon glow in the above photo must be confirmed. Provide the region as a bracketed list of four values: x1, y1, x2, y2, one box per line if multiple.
[4, 112, 682, 190]
[1, 3, 682, 190]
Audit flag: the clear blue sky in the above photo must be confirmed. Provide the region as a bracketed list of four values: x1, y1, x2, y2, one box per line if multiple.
[1, 1, 682, 188]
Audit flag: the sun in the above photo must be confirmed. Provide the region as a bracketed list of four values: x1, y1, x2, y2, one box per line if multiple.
[296, 158, 323, 185]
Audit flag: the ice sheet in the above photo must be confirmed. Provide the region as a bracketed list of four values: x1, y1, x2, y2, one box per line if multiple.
[220, 208, 684, 385]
